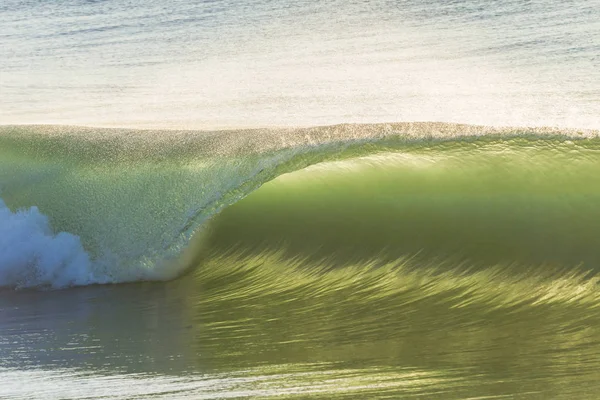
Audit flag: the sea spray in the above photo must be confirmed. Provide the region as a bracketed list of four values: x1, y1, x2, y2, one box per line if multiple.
[0, 199, 97, 289]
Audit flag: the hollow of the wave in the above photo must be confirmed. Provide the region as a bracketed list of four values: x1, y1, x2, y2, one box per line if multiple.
[203, 150, 600, 273]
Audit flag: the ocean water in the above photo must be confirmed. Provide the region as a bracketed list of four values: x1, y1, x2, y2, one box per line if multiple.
[2, 0, 600, 129]
[2, 1, 600, 399]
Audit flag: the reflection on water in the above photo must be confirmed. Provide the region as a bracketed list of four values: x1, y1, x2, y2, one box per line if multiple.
[2, 250, 600, 399]
[0, 364, 466, 399]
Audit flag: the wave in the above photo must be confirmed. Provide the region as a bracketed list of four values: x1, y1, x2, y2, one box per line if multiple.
[1, 122, 599, 290]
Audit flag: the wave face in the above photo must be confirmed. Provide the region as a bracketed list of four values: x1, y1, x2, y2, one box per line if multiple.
[1, 123, 599, 290]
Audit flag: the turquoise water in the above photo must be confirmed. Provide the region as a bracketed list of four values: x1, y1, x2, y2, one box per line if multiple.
[2, 0, 600, 398]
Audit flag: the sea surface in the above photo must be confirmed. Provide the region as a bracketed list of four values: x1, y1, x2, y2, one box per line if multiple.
[2, 1, 600, 399]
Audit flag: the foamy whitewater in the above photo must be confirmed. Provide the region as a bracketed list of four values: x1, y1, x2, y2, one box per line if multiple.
[2, 0, 600, 399]
[0, 199, 94, 288]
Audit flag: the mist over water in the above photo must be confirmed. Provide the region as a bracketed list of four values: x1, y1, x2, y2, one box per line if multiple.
[2, 0, 600, 399]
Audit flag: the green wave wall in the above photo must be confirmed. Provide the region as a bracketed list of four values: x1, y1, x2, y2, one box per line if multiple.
[1, 123, 599, 288]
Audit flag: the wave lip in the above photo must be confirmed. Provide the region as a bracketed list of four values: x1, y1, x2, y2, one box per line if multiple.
[0, 199, 100, 289]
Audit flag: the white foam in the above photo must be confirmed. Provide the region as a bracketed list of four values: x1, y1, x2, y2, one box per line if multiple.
[0, 198, 100, 289]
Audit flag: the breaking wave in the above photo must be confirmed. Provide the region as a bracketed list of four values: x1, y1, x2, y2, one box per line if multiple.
[1, 122, 599, 290]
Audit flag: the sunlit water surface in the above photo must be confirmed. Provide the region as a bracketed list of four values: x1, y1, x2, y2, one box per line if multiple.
[2, 0, 600, 398]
